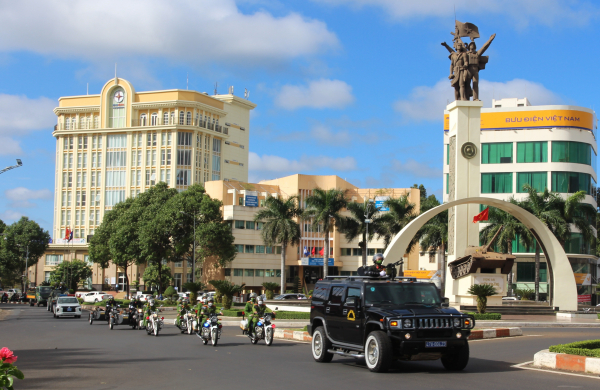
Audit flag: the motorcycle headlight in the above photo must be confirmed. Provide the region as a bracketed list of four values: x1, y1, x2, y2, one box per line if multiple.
[453, 318, 461, 328]
[402, 319, 413, 329]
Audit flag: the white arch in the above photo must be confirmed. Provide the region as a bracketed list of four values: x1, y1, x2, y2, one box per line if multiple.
[383, 196, 577, 311]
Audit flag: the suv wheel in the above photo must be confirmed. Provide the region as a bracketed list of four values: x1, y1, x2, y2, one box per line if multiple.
[365, 331, 392, 373]
[441, 343, 469, 371]
[311, 326, 333, 363]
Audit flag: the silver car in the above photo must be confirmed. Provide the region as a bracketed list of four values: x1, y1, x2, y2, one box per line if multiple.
[54, 297, 82, 318]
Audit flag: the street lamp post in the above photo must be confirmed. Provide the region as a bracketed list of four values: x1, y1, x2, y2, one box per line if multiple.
[364, 198, 374, 267]
[180, 211, 196, 283]
[0, 159, 23, 176]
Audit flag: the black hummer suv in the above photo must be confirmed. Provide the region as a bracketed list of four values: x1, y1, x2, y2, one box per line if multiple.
[308, 276, 474, 373]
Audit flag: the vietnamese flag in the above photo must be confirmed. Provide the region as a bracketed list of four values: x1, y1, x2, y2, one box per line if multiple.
[319, 247, 324, 256]
[473, 207, 489, 223]
[311, 247, 315, 256]
[64, 227, 71, 240]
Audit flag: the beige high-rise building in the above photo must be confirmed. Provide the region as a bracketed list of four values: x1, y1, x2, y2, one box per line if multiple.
[30, 78, 255, 290]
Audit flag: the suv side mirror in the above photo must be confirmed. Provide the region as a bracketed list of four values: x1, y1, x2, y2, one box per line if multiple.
[345, 297, 359, 306]
[441, 297, 450, 308]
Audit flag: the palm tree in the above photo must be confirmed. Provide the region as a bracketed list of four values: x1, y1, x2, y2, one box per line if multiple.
[376, 196, 419, 262]
[262, 282, 280, 300]
[418, 206, 449, 292]
[467, 284, 497, 314]
[209, 280, 245, 310]
[183, 281, 206, 304]
[303, 188, 349, 278]
[254, 196, 302, 295]
[338, 201, 384, 267]
[479, 203, 532, 297]
[519, 184, 568, 302]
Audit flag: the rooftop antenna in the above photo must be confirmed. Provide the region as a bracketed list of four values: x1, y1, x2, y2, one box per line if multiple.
[87, 83, 89, 95]
[244, 88, 249, 99]
[114, 63, 118, 85]
[214, 82, 218, 95]
[186, 73, 189, 90]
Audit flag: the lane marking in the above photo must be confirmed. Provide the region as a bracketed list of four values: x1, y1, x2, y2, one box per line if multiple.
[512, 361, 600, 380]
[234, 335, 309, 344]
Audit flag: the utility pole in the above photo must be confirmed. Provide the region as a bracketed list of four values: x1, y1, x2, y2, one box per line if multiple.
[364, 198, 373, 267]
[0, 159, 23, 176]
[180, 211, 197, 283]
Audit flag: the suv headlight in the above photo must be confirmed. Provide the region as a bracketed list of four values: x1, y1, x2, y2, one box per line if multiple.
[389, 319, 401, 329]
[453, 318, 461, 327]
[402, 319, 413, 329]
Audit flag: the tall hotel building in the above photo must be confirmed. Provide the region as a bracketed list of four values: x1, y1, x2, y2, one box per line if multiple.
[31, 78, 255, 289]
[442, 98, 598, 304]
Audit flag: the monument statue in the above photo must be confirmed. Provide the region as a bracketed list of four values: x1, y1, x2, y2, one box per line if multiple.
[442, 21, 496, 101]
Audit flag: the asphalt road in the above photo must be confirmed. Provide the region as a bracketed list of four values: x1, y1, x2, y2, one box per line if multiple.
[1, 304, 600, 389]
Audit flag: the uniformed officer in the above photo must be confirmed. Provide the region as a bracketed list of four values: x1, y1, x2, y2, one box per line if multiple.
[142, 298, 158, 328]
[249, 299, 275, 338]
[243, 293, 258, 331]
[201, 298, 223, 326]
[176, 298, 191, 328]
[363, 254, 387, 277]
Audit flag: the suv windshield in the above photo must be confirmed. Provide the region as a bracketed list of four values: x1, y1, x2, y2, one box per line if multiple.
[38, 287, 52, 293]
[58, 298, 78, 304]
[365, 283, 441, 307]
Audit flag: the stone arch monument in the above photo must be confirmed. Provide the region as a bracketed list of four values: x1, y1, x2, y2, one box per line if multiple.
[382, 196, 577, 311]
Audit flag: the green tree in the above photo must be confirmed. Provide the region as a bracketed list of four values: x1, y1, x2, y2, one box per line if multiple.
[416, 195, 449, 291]
[338, 201, 384, 267]
[209, 280, 245, 309]
[303, 188, 349, 278]
[48, 260, 92, 291]
[0, 217, 50, 292]
[467, 284, 497, 313]
[183, 281, 205, 303]
[163, 286, 177, 302]
[262, 282, 280, 299]
[376, 195, 419, 251]
[479, 202, 532, 297]
[519, 184, 567, 302]
[254, 195, 302, 294]
[142, 263, 173, 292]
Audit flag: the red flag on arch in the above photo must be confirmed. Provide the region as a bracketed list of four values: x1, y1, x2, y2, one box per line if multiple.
[64, 227, 71, 240]
[473, 207, 489, 223]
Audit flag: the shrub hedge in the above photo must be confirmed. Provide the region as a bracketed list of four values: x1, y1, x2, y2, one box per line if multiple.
[275, 311, 310, 320]
[466, 312, 501, 320]
[549, 340, 600, 358]
[222, 309, 243, 317]
[598, 313, 600, 320]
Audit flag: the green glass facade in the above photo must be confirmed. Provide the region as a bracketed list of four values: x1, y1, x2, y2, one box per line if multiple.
[516, 141, 547, 163]
[552, 141, 592, 165]
[551, 171, 591, 194]
[445, 173, 449, 194]
[516, 172, 548, 193]
[446, 144, 449, 165]
[482, 143, 513, 164]
[481, 172, 513, 193]
[516, 262, 547, 283]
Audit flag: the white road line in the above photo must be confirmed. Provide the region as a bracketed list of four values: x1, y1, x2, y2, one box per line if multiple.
[234, 335, 309, 344]
[512, 361, 600, 380]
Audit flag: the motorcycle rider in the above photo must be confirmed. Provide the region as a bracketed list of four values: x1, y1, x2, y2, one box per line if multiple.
[176, 298, 191, 328]
[243, 293, 258, 332]
[194, 294, 208, 331]
[200, 298, 223, 327]
[249, 299, 276, 338]
[105, 296, 118, 320]
[142, 298, 159, 328]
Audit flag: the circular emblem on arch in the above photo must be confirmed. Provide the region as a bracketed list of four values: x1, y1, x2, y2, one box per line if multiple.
[461, 142, 477, 159]
[113, 90, 124, 103]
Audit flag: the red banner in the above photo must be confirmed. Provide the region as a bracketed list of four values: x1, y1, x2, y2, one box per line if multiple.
[577, 294, 591, 303]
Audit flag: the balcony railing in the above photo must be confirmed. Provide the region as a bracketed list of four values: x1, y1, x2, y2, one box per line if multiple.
[55, 122, 101, 131]
[128, 117, 226, 134]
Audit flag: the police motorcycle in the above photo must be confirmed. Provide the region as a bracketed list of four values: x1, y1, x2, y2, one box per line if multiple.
[198, 307, 224, 346]
[88, 306, 107, 325]
[248, 307, 278, 346]
[179, 308, 195, 335]
[108, 304, 132, 330]
[146, 306, 164, 336]
[127, 300, 143, 329]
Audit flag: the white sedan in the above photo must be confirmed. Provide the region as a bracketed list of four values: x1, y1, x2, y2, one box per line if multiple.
[138, 294, 153, 302]
[83, 292, 111, 303]
[54, 297, 82, 318]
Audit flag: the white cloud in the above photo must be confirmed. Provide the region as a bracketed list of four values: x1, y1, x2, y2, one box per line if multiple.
[0, 0, 339, 66]
[249, 151, 357, 181]
[0, 137, 23, 156]
[393, 78, 562, 122]
[5, 187, 53, 201]
[0, 210, 24, 222]
[314, 0, 599, 27]
[275, 79, 355, 110]
[389, 159, 442, 179]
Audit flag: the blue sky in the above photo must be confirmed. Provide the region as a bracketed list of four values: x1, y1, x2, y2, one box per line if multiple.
[0, 0, 599, 235]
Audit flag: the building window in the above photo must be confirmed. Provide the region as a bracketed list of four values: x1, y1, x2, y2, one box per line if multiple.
[245, 245, 254, 254]
[552, 141, 592, 165]
[176, 169, 190, 186]
[276, 246, 282, 254]
[340, 248, 351, 256]
[186, 112, 192, 125]
[352, 248, 362, 256]
[245, 221, 255, 230]
[516, 262, 546, 283]
[445, 173, 449, 195]
[179, 111, 184, 125]
[44, 271, 51, 282]
[163, 112, 169, 125]
[140, 114, 147, 126]
[429, 253, 436, 263]
[238, 197, 244, 205]
[46, 254, 63, 266]
[174, 261, 183, 267]
[256, 222, 264, 230]
[235, 244, 244, 253]
[516, 172, 547, 193]
[446, 144, 449, 165]
[109, 88, 126, 128]
[255, 269, 264, 277]
[151, 113, 158, 126]
[177, 132, 192, 146]
[565, 232, 591, 255]
[174, 273, 182, 290]
[244, 269, 254, 277]
[265, 246, 273, 254]
[481, 143, 513, 164]
[234, 221, 245, 229]
[224, 268, 231, 277]
[517, 141, 547, 163]
[256, 245, 265, 254]
[233, 269, 243, 277]
[551, 172, 591, 194]
[177, 150, 191, 166]
[481, 173, 513, 193]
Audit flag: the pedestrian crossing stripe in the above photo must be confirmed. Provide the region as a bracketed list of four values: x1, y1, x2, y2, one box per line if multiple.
[347, 310, 355, 321]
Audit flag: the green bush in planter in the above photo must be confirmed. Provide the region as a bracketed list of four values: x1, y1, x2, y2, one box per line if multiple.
[466, 312, 501, 320]
[549, 340, 600, 358]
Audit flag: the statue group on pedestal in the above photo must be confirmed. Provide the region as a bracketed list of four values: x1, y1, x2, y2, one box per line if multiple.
[442, 21, 496, 102]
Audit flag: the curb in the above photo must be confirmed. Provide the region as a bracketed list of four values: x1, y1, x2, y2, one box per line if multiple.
[476, 321, 600, 328]
[533, 349, 600, 375]
[274, 327, 522, 342]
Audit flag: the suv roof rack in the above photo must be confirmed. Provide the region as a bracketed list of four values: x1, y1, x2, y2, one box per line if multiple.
[323, 276, 418, 282]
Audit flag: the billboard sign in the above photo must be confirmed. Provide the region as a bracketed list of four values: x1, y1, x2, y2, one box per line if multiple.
[245, 191, 258, 207]
[300, 257, 334, 266]
[375, 196, 389, 212]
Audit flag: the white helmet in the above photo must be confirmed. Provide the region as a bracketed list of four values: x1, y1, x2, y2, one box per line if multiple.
[257, 299, 264, 305]
[149, 298, 155, 305]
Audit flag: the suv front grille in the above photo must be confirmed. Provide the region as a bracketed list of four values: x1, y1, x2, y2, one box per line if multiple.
[417, 318, 452, 329]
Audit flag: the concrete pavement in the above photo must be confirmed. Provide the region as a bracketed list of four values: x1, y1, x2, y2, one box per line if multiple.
[2, 304, 600, 389]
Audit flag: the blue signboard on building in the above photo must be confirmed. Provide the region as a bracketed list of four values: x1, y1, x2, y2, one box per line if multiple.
[308, 257, 334, 266]
[245, 195, 258, 207]
[375, 196, 389, 212]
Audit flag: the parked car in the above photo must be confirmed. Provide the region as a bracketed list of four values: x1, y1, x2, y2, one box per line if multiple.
[75, 291, 91, 298]
[6, 288, 21, 298]
[502, 296, 519, 301]
[273, 294, 308, 300]
[82, 292, 111, 303]
[54, 296, 82, 318]
[138, 293, 154, 302]
[177, 292, 190, 299]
